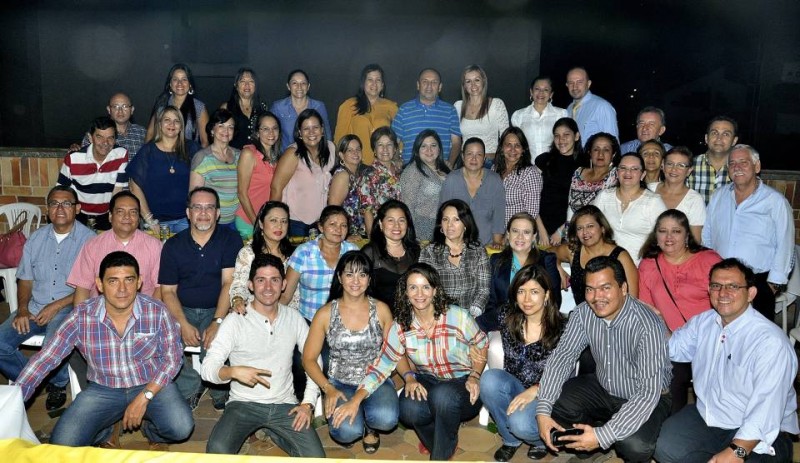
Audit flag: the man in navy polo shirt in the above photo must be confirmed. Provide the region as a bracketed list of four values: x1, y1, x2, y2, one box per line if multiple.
[392, 68, 462, 167]
[159, 186, 242, 411]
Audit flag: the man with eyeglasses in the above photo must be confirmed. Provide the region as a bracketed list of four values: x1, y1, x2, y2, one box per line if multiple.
[58, 116, 129, 231]
[73, 93, 146, 159]
[687, 116, 739, 204]
[655, 258, 798, 462]
[619, 107, 672, 155]
[0, 186, 94, 411]
[703, 144, 794, 321]
[159, 187, 242, 411]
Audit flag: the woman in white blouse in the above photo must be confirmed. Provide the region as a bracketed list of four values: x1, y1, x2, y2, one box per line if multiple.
[653, 146, 706, 242]
[510, 76, 568, 162]
[453, 65, 509, 167]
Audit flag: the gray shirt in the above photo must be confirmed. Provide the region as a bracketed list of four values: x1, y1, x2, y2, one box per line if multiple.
[439, 168, 506, 246]
[536, 295, 671, 449]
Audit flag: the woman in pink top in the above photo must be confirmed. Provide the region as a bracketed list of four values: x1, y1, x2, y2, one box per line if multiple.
[271, 108, 336, 238]
[234, 111, 281, 239]
[638, 209, 721, 413]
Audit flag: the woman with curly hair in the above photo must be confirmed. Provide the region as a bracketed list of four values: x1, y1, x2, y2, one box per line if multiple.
[351, 263, 488, 460]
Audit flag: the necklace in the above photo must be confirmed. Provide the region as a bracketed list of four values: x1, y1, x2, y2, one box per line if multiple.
[618, 188, 642, 211]
[167, 153, 176, 174]
[212, 146, 232, 164]
[448, 249, 463, 258]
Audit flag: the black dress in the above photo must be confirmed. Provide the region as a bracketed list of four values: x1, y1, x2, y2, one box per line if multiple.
[536, 151, 580, 236]
[362, 242, 420, 311]
[570, 245, 625, 304]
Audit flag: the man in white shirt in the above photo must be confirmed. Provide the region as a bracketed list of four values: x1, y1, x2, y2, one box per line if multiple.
[202, 254, 325, 457]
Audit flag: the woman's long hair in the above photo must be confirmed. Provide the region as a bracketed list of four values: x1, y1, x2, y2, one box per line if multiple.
[251, 201, 294, 260]
[406, 129, 450, 176]
[226, 67, 266, 120]
[504, 264, 564, 350]
[541, 117, 584, 176]
[494, 212, 542, 269]
[640, 209, 707, 259]
[431, 199, 481, 248]
[327, 250, 374, 302]
[151, 63, 199, 139]
[293, 109, 331, 170]
[459, 64, 489, 120]
[153, 106, 189, 163]
[494, 127, 533, 177]
[353, 64, 386, 115]
[250, 112, 281, 163]
[368, 199, 420, 261]
[393, 263, 452, 331]
[566, 205, 616, 253]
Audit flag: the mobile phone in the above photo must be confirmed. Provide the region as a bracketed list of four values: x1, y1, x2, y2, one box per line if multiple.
[550, 428, 583, 447]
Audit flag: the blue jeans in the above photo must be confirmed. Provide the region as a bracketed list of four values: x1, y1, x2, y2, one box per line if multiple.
[654, 404, 793, 463]
[328, 378, 399, 444]
[175, 307, 228, 404]
[480, 369, 542, 447]
[399, 374, 482, 460]
[289, 219, 313, 238]
[50, 382, 193, 446]
[0, 306, 71, 387]
[206, 401, 325, 457]
[160, 218, 189, 234]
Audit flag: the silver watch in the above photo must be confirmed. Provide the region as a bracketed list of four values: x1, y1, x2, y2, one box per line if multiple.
[143, 389, 155, 401]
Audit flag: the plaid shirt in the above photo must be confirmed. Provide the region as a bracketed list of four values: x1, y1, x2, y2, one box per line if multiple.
[420, 243, 491, 315]
[687, 153, 731, 204]
[500, 165, 543, 224]
[359, 305, 487, 395]
[16, 294, 182, 401]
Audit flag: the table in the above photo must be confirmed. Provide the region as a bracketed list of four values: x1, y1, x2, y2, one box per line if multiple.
[0, 385, 39, 443]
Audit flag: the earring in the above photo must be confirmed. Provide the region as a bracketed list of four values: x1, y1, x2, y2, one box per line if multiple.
[188, 88, 195, 95]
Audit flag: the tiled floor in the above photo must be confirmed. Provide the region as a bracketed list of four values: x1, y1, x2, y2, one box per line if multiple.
[3, 301, 800, 462]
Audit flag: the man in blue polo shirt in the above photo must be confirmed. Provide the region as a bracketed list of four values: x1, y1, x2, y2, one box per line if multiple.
[159, 186, 242, 411]
[392, 68, 462, 166]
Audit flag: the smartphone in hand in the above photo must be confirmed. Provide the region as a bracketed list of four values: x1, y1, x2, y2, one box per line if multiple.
[550, 428, 584, 447]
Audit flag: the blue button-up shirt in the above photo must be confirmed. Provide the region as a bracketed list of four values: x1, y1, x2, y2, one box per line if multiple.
[16, 222, 94, 315]
[269, 97, 332, 153]
[392, 97, 461, 165]
[566, 91, 619, 146]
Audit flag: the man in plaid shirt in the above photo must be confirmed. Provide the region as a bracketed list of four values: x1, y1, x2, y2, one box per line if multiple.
[15, 251, 192, 450]
[687, 116, 739, 204]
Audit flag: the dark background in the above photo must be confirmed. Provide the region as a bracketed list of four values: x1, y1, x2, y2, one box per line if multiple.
[1, 0, 798, 169]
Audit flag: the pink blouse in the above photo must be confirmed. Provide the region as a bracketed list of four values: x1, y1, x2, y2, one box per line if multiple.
[282, 141, 336, 224]
[235, 144, 276, 225]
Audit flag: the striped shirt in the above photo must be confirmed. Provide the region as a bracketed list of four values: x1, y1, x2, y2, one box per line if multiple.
[392, 97, 461, 164]
[16, 294, 182, 401]
[57, 145, 129, 216]
[191, 146, 241, 224]
[67, 229, 162, 298]
[686, 153, 731, 204]
[359, 305, 487, 395]
[536, 295, 672, 449]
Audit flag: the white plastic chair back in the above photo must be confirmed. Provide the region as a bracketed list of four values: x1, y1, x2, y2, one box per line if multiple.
[0, 203, 42, 238]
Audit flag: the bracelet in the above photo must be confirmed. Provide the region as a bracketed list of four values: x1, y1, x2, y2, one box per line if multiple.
[402, 371, 416, 380]
[470, 369, 482, 378]
[143, 212, 154, 221]
[469, 372, 481, 381]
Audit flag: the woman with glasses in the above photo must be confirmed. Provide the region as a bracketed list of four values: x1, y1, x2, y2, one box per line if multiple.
[653, 146, 706, 243]
[189, 108, 241, 230]
[592, 152, 666, 264]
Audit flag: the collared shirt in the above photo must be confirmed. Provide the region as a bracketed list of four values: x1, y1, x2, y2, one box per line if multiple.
[511, 103, 568, 160]
[16, 294, 182, 401]
[285, 237, 359, 321]
[269, 97, 332, 153]
[57, 145, 129, 216]
[392, 97, 462, 164]
[158, 226, 242, 309]
[67, 229, 162, 298]
[619, 139, 673, 155]
[81, 123, 146, 160]
[202, 303, 320, 406]
[420, 243, 491, 315]
[440, 168, 506, 246]
[16, 223, 95, 315]
[669, 306, 799, 455]
[359, 305, 487, 395]
[566, 91, 619, 146]
[703, 180, 794, 284]
[687, 153, 731, 204]
[536, 296, 672, 449]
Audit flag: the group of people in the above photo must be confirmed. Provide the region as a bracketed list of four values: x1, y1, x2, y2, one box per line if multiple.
[2, 60, 797, 463]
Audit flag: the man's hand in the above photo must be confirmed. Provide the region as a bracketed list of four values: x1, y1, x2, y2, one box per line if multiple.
[122, 393, 149, 431]
[180, 322, 201, 347]
[288, 403, 313, 431]
[203, 322, 220, 350]
[228, 366, 271, 388]
[537, 415, 565, 452]
[32, 302, 62, 326]
[12, 310, 32, 335]
[562, 423, 599, 453]
[708, 447, 745, 463]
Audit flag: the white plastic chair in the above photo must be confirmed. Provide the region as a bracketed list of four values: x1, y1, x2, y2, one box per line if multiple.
[0, 203, 43, 315]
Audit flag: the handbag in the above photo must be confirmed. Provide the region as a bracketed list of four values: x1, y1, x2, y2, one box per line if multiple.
[0, 212, 28, 268]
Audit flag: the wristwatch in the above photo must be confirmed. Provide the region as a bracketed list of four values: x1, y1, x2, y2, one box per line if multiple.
[729, 443, 747, 459]
[143, 389, 155, 401]
[215, 317, 224, 324]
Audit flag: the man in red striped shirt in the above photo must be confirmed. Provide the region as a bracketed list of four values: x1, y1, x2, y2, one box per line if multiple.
[58, 116, 129, 230]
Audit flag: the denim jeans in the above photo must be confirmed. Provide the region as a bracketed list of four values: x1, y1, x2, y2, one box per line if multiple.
[654, 404, 793, 463]
[175, 307, 228, 404]
[289, 219, 313, 238]
[50, 382, 193, 446]
[480, 369, 542, 447]
[399, 374, 482, 460]
[328, 378, 399, 444]
[206, 401, 325, 457]
[0, 306, 71, 387]
[160, 218, 189, 234]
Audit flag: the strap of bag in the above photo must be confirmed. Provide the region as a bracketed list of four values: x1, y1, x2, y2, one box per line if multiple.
[655, 257, 687, 324]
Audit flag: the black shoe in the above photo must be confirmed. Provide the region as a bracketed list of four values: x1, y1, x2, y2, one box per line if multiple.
[494, 444, 520, 462]
[45, 384, 67, 411]
[212, 399, 226, 412]
[363, 429, 380, 454]
[186, 387, 207, 411]
[527, 445, 548, 460]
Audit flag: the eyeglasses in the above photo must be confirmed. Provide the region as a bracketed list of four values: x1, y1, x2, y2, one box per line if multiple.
[709, 282, 748, 292]
[190, 204, 217, 213]
[617, 165, 642, 172]
[110, 104, 132, 111]
[47, 200, 76, 209]
[664, 161, 690, 169]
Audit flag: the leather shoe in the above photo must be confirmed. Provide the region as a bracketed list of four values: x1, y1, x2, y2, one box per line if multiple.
[494, 444, 520, 462]
[363, 429, 380, 454]
[527, 445, 548, 460]
[45, 384, 67, 411]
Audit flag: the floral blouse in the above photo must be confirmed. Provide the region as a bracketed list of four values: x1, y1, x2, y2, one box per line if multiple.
[357, 162, 401, 221]
[332, 164, 371, 237]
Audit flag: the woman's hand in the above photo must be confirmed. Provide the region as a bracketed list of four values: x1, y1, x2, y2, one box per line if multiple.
[549, 230, 563, 247]
[231, 297, 247, 315]
[506, 385, 538, 414]
[465, 376, 480, 405]
[323, 385, 347, 419]
[404, 378, 427, 401]
[558, 265, 570, 291]
[331, 398, 361, 428]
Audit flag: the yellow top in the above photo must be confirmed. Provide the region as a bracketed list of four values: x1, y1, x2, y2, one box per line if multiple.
[333, 97, 398, 164]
